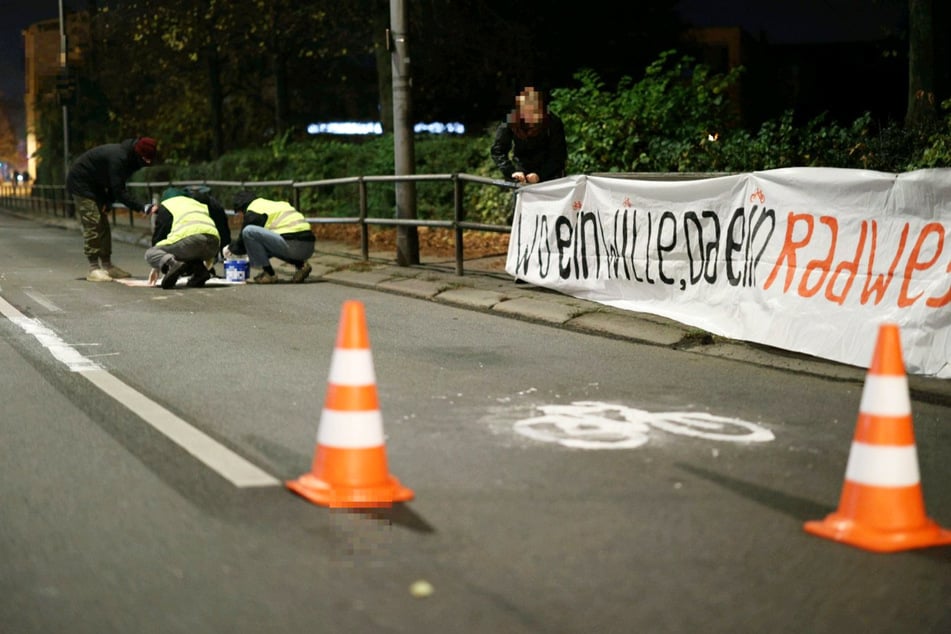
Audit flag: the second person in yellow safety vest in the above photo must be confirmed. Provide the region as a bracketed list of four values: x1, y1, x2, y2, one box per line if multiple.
[145, 187, 221, 289]
[223, 191, 316, 284]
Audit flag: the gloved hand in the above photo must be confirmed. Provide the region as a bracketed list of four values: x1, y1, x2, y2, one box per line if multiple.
[222, 245, 233, 260]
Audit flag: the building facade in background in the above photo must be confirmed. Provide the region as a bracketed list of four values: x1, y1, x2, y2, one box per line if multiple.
[23, 12, 88, 183]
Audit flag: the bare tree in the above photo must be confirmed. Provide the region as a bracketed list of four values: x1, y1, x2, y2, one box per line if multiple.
[0, 102, 18, 168]
[906, 0, 937, 127]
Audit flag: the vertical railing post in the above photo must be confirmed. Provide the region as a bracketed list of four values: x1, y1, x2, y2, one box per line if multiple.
[358, 177, 369, 260]
[453, 174, 464, 276]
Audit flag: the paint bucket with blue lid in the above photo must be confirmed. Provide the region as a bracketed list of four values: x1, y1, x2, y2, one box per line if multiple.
[223, 258, 249, 282]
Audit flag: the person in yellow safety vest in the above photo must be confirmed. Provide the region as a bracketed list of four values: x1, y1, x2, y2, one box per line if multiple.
[144, 187, 221, 289]
[223, 191, 316, 284]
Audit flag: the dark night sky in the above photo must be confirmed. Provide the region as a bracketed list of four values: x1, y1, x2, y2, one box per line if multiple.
[1, 0, 87, 136]
[676, 0, 906, 44]
[0, 0, 909, 136]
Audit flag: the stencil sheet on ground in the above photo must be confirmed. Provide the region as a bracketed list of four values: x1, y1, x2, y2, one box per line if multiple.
[114, 277, 245, 288]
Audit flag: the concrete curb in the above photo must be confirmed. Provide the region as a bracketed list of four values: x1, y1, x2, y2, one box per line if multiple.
[300, 253, 951, 404]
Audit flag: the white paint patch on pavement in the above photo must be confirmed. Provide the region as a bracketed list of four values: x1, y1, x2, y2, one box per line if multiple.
[113, 278, 244, 288]
[0, 294, 279, 487]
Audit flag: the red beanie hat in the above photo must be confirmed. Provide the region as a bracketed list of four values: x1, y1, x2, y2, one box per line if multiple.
[134, 137, 157, 163]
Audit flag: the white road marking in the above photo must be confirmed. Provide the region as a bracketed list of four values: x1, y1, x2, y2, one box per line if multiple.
[22, 289, 62, 312]
[82, 370, 280, 487]
[0, 294, 280, 487]
[513, 400, 774, 449]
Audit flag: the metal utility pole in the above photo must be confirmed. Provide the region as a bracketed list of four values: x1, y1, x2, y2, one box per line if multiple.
[58, 0, 70, 185]
[389, 0, 419, 265]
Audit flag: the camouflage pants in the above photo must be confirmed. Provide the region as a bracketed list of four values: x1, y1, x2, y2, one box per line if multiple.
[73, 196, 111, 262]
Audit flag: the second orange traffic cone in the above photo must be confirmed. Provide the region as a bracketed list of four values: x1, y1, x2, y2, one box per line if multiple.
[286, 300, 414, 508]
[804, 322, 951, 552]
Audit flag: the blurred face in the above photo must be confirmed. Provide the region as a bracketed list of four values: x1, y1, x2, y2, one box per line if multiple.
[517, 88, 543, 124]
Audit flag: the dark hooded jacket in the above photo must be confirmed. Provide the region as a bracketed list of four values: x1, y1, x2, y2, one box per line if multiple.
[490, 112, 567, 182]
[67, 138, 149, 211]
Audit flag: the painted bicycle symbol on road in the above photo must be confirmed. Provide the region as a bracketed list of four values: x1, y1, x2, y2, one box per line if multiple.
[513, 401, 774, 449]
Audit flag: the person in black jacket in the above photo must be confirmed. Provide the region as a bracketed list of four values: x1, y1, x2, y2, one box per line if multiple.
[491, 86, 567, 185]
[66, 137, 158, 282]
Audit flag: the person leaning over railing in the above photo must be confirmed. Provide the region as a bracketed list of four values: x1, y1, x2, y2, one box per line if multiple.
[66, 136, 158, 282]
[490, 85, 566, 283]
[490, 85, 566, 186]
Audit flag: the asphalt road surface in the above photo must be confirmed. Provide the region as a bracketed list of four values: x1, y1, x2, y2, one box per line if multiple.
[1, 212, 949, 634]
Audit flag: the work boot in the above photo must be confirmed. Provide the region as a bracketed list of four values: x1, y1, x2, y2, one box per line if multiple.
[291, 262, 312, 284]
[186, 264, 211, 287]
[86, 268, 112, 282]
[248, 270, 278, 284]
[103, 264, 131, 279]
[161, 259, 187, 289]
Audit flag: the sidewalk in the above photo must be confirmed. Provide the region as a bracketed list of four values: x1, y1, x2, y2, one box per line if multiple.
[7, 207, 951, 403]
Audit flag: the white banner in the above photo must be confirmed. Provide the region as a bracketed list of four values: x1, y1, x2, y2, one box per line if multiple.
[505, 168, 951, 377]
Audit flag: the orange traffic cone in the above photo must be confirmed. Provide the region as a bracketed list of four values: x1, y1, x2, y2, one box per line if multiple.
[804, 322, 951, 552]
[286, 300, 414, 508]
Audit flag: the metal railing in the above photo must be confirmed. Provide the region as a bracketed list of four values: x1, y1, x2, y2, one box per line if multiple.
[0, 173, 519, 276]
